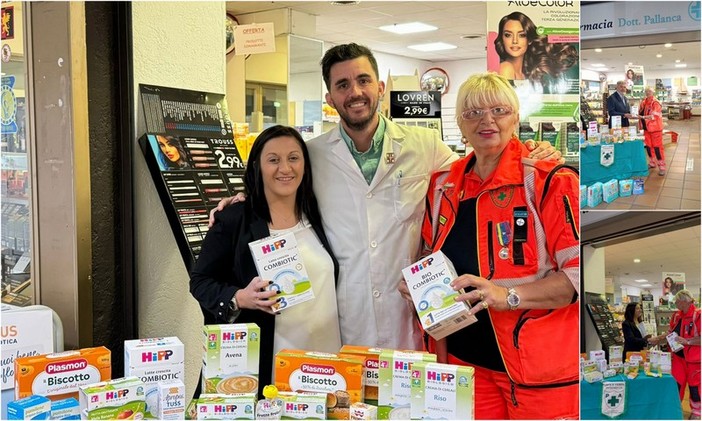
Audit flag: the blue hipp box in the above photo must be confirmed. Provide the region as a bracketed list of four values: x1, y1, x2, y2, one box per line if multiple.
[7, 395, 51, 420]
[51, 398, 80, 420]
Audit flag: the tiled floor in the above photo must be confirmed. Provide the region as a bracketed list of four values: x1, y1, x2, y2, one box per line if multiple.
[589, 117, 701, 210]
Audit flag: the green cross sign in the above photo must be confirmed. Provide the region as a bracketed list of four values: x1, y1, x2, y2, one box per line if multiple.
[498, 192, 507, 201]
[607, 395, 620, 407]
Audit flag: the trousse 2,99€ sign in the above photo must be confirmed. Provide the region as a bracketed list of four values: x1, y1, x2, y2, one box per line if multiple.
[390, 91, 442, 119]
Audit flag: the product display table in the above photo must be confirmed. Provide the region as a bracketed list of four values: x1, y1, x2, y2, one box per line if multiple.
[581, 139, 649, 186]
[580, 373, 683, 420]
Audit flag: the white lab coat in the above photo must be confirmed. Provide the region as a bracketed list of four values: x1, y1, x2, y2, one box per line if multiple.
[308, 115, 457, 349]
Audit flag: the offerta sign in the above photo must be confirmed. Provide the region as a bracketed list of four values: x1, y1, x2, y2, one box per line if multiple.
[234, 23, 276, 55]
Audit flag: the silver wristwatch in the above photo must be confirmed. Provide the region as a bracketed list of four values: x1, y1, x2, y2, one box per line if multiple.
[506, 288, 520, 310]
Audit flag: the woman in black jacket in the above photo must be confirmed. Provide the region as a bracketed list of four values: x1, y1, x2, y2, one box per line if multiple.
[190, 125, 339, 398]
[622, 302, 652, 356]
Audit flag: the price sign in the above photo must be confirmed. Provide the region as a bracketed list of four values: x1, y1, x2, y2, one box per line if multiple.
[390, 90, 441, 119]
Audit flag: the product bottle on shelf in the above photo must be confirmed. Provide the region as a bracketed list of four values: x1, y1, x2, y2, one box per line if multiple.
[256, 385, 283, 420]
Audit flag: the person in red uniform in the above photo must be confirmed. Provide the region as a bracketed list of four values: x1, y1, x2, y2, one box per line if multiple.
[655, 289, 701, 419]
[639, 87, 666, 175]
[414, 73, 580, 419]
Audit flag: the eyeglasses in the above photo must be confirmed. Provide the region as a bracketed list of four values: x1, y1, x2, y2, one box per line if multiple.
[461, 106, 513, 121]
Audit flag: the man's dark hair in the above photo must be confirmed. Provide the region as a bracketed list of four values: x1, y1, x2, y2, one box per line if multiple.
[321, 43, 379, 91]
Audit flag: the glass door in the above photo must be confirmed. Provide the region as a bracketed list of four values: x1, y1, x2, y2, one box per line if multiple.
[1, 2, 33, 306]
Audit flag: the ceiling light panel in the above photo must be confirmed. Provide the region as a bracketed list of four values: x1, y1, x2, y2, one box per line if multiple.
[408, 42, 457, 52]
[379, 22, 437, 34]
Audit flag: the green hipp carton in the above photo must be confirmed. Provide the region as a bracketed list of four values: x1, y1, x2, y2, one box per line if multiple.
[377, 350, 436, 419]
[202, 324, 260, 394]
[410, 362, 474, 420]
[78, 376, 145, 420]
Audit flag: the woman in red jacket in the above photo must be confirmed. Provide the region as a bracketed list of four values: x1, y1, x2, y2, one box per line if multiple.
[639, 87, 666, 175]
[417, 73, 580, 419]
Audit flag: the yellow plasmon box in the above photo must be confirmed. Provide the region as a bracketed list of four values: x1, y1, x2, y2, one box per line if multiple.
[274, 349, 363, 420]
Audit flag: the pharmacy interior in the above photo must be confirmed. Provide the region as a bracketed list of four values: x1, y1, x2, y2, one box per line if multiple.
[579, 1, 701, 209]
[0, 1, 584, 419]
[581, 211, 701, 419]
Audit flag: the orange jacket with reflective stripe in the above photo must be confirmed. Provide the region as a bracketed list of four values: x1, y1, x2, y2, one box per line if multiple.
[422, 138, 580, 386]
[639, 96, 664, 132]
[669, 304, 701, 364]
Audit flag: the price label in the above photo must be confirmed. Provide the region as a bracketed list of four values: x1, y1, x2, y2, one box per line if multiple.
[214, 149, 244, 169]
[390, 90, 441, 119]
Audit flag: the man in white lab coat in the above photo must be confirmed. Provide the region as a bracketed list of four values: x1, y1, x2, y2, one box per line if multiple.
[211, 43, 558, 351]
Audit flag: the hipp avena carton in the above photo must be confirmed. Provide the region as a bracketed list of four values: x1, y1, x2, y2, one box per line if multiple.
[202, 324, 260, 394]
[249, 231, 314, 312]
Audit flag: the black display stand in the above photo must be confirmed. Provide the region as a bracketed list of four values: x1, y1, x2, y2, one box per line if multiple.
[585, 292, 624, 360]
[138, 84, 246, 270]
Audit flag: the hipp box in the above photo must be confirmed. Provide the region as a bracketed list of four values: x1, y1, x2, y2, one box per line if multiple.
[196, 394, 256, 420]
[410, 362, 474, 420]
[279, 391, 327, 419]
[7, 394, 51, 420]
[14, 347, 111, 401]
[377, 350, 436, 419]
[124, 337, 184, 418]
[78, 376, 145, 420]
[202, 324, 260, 394]
[338, 345, 384, 405]
[274, 349, 364, 420]
[402, 251, 476, 340]
[249, 231, 314, 312]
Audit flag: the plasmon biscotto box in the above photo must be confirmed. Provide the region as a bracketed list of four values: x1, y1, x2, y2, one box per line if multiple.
[377, 349, 436, 420]
[79, 376, 145, 420]
[249, 231, 314, 312]
[402, 251, 477, 340]
[14, 347, 111, 401]
[274, 349, 364, 420]
[410, 362, 474, 420]
[338, 345, 384, 405]
[124, 337, 185, 418]
[202, 324, 260, 394]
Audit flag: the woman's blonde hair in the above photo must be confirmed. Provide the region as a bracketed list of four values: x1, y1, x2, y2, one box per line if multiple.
[674, 289, 695, 303]
[455, 72, 520, 126]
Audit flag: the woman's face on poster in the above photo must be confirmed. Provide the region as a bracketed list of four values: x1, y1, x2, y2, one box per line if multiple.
[502, 20, 528, 59]
[157, 135, 181, 163]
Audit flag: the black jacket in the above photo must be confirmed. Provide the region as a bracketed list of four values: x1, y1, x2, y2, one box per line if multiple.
[622, 320, 647, 355]
[189, 202, 338, 397]
[606, 92, 631, 128]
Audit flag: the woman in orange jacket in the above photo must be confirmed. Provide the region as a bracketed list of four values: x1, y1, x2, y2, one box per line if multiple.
[639, 87, 666, 175]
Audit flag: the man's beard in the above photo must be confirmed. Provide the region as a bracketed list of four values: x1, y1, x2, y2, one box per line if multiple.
[338, 96, 378, 131]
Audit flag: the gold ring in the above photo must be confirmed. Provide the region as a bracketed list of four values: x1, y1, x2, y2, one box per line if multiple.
[478, 290, 484, 301]
[482, 301, 489, 310]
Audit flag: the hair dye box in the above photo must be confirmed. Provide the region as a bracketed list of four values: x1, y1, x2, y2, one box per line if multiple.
[7, 394, 51, 420]
[51, 398, 80, 420]
[587, 182, 603, 208]
[274, 349, 364, 420]
[124, 336, 185, 418]
[202, 324, 260, 394]
[196, 393, 256, 420]
[249, 231, 314, 312]
[401, 251, 477, 340]
[377, 350, 437, 419]
[338, 345, 385, 405]
[410, 362, 474, 420]
[14, 347, 111, 401]
[619, 179, 633, 197]
[78, 376, 146, 420]
[279, 391, 327, 419]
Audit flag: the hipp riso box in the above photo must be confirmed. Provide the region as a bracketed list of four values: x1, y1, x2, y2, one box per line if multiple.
[377, 350, 436, 419]
[402, 251, 477, 340]
[410, 362, 474, 420]
[249, 231, 314, 312]
[202, 324, 260, 394]
[124, 337, 184, 418]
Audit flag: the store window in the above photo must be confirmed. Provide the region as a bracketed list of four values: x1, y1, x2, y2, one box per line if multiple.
[245, 82, 287, 130]
[1, 2, 33, 306]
